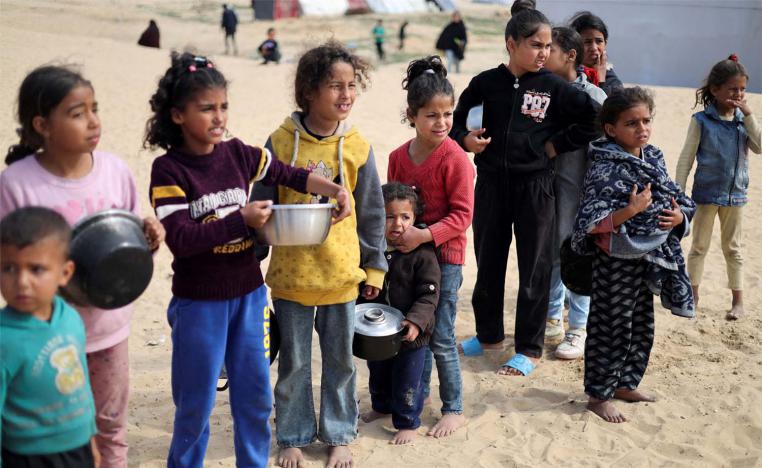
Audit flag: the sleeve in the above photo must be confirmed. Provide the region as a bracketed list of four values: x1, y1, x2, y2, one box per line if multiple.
[744, 113, 762, 154]
[600, 68, 624, 96]
[450, 75, 484, 150]
[150, 160, 249, 258]
[675, 117, 701, 189]
[549, 81, 603, 155]
[250, 137, 281, 204]
[404, 247, 441, 334]
[354, 147, 388, 288]
[427, 153, 475, 246]
[241, 140, 309, 192]
[589, 214, 615, 255]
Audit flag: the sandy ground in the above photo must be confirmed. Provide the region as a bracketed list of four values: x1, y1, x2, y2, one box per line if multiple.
[1, 1, 761, 466]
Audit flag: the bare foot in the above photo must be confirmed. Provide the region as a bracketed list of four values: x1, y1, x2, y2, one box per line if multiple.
[614, 388, 656, 402]
[277, 447, 305, 468]
[391, 428, 418, 445]
[327, 445, 353, 468]
[587, 397, 627, 423]
[457, 340, 504, 355]
[360, 409, 388, 423]
[727, 290, 744, 320]
[497, 356, 539, 376]
[426, 413, 466, 438]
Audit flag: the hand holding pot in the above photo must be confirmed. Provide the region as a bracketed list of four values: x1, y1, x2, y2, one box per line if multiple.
[143, 217, 165, 251]
[241, 200, 274, 229]
[331, 187, 352, 224]
[401, 320, 420, 342]
[362, 285, 380, 300]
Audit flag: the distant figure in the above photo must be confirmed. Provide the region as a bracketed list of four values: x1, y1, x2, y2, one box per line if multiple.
[258, 27, 281, 65]
[221, 4, 239, 55]
[425, 0, 444, 12]
[510, 0, 536, 15]
[251, 0, 256, 21]
[137, 19, 160, 49]
[372, 19, 386, 61]
[435, 11, 467, 74]
[398, 20, 409, 50]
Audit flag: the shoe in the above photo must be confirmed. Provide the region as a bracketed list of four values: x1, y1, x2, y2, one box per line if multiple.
[545, 319, 564, 341]
[554, 329, 586, 360]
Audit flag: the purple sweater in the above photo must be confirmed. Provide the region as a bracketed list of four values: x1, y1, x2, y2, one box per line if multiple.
[150, 138, 309, 300]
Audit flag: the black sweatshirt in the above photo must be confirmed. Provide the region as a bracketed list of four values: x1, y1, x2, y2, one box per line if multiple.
[451, 65, 601, 175]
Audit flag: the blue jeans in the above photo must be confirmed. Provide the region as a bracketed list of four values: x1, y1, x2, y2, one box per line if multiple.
[273, 299, 357, 447]
[367, 346, 426, 430]
[444, 49, 461, 73]
[167, 286, 272, 468]
[548, 264, 590, 330]
[421, 263, 464, 414]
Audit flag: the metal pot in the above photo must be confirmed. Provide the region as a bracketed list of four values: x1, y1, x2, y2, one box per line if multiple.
[269, 307, 279, 365]
[61, 210, 154, 309]
[353, 303, 406, 361]
[255, 204, 333, 246]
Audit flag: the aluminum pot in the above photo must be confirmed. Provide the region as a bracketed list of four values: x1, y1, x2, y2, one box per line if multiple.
[61, 210, 154, 309]
[255, 204, 333, 246]
[353, 303, 406, 361]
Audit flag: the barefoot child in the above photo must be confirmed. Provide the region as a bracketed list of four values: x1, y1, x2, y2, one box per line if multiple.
[251, 41, 386, 468]
[0, 65, 165, 466]
[145, 52, 350, 467]
[359, 183, 440, 445]
[571, 87, 696, 423]
[387, 56, 473, 436]
[450, 9, 599, 376]
[1, 208, 96, 467]
[675, 55, 761, 321]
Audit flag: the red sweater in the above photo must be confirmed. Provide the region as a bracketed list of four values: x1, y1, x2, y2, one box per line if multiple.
[388, 137, 475, 265]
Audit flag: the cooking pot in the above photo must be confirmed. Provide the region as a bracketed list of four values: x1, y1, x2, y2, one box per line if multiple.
[353, 303, 406, 361]
[269, 307, 280, 365]
[255, 204, 333, 246]
[61, 210, 154, 309]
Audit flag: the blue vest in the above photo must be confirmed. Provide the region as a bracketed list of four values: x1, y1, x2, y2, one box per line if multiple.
[691, 104, 749, 206]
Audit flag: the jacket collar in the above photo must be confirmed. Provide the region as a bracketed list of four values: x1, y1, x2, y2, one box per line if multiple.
[704, 103, 744, 123]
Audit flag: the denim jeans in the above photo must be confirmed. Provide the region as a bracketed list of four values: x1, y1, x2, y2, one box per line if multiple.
[444, 48, 461, 73]
[367, 346, 426, 430]
[421, 263, 464, 414]
[548, 264, 590, 330]
[273, 299, 358, 447]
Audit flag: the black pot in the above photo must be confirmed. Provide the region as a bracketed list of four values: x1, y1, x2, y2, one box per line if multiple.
[61, 210, 154, 309]
[269, 306, 279, 365]
[560, 237, 592, 296]
[352, 303, 405, 361]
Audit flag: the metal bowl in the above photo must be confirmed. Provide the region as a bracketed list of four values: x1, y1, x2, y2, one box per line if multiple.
[255, 203, 333, 246]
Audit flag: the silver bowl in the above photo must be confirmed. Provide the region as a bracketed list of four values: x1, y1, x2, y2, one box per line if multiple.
[255, 203, 333, 246]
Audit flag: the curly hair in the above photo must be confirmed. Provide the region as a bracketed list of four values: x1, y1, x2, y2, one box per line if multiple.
[402, 55, 454, 125]
[143, 52, 228, 150]
[382, 182, 425, 218]
[694, 54, 749, 109]
[294, 40, 371, 115]
[599, 86, 655, 138]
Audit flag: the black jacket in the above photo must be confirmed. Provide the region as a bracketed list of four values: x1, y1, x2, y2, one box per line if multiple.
[451, 65, 601, 175]
[436, 21, 467, 60]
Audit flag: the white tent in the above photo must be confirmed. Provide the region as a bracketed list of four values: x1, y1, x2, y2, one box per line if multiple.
[365, 0, 428, 14]
[298, 0, 349, 16]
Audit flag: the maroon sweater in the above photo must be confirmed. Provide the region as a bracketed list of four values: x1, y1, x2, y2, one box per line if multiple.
[150, 138, 308, 300]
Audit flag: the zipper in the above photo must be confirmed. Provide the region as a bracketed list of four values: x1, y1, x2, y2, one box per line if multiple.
[504, 75, 521, 173]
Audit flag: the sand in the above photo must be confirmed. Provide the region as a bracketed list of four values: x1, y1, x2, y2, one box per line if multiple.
[1, 1, 760, 466]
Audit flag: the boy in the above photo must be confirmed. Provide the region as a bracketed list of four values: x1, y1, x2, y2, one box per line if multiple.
[258, 27, 281, 65]
[1, 207, 97, 467]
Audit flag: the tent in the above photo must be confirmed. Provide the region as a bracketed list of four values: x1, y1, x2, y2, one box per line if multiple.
[299, 0, 349, 16]
[346, 0, 371, 14]
[253, 0, 300, 20]
[365, 0, 428, 14]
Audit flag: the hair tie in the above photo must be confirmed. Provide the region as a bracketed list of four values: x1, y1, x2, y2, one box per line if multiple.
[424, 69, 435, 75]
[188, 56, 214, 73]
[729, 54, 739, 62]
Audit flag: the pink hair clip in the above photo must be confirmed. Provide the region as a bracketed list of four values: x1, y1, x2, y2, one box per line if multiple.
[188, 64, 197, 72]
[729, 53, 739, 62]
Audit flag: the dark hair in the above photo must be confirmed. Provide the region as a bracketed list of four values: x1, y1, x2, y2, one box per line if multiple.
[402, 56, 454, 125]
[294, 40, 370, 115]
[0, 207, 71, 255]
[599, 86, 655, 137]
[382, 182, 424, 218]
[5, 65, 92, 165]
[510, 0, 536, 16]
[552, 27, 584, 67]
[143, 52, 228, 150]
[569, 11, 609, 41]
[505, 9, 550, 41]
[695, 54, 749, 109]
[267, 27, 275, 34]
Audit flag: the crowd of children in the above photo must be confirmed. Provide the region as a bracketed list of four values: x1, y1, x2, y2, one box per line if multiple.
[1, 4, 759, 468]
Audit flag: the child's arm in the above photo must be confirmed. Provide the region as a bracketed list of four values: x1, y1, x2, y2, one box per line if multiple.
[675, 117, 700, 189]
[401, 247, 441, 342]
[742, 112, 762, 154]
[355, 149, 388, 290]
[547, 82, 601, 156]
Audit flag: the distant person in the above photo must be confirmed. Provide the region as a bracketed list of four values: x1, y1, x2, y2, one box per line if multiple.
[569, 11, 623, 95]
[398, 20, 409, 51]
[137, 19, 160, 48]
[251, 0, 256, 21]
[426, 0, 444, 12]
[510, 0, 536, 16]
[258, 27, 281, 64]
[221, 4, 239, 55]
[373, 19, 386, 61]
[436, 11, 467, 74]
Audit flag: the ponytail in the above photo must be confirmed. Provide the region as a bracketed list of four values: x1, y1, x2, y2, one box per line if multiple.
[402, 55, 454, 124]
[694, 54, 749, 109]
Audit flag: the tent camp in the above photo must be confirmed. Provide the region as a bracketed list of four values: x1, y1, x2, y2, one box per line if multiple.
[365, 0, 428, 13]
[299, 0, 349, 16]
[253, 0, 300, 20]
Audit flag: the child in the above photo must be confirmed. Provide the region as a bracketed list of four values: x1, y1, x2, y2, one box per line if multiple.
[571, 87, 696, 423]
[675, 55, 760, 321]
[0, 64, 165, 467]
[373, 19, 386, 61]
[359, 183, 440, 445]
[258, 27, 281, 65]
[450, 9, 599, 376]
[1, 207, 96, 467]
[542, 26, 606, 359]
[251, 41, 386, 468]
[387, 56, 473, 437]
[569, 11, 623, 95]
[145, 52, 350, 467]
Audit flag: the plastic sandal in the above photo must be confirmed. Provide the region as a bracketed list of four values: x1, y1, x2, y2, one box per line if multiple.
[500, 353, 536, 376]
[459, 336, 485, 357]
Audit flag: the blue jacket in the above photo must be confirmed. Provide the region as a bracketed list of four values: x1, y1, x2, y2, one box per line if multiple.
[691, 104, 749, 206]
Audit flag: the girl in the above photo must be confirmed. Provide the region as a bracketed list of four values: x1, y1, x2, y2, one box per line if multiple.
[569, 11, 623, 95]
[450, 9, 599, 376]
[145, 52, 350, 467]
[571, 87, 696, 423]
[0, 65, 165, 467]
[250, 41, 386, 468]
[387, 56, 473, 437]
[359, 182, 440, 445]
[675, 55, 760, 321]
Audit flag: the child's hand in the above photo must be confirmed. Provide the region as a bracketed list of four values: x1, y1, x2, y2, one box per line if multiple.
[241, 200, 273, 229]
[728, 96, 751, 116]
[463, 128, 491, 154]
[628, 183, 652, 214]
[544, 141, 557, 159]
[401, 319, 420, 342]
[393, 225, 432, 253]
[332, 187, 352, 224]
[658, 198, 684, 230]
[362, 285, 380, 300]
[91, 437, 101, 468]
[595, 51, 608, 84]
[143, 217, 165, 251]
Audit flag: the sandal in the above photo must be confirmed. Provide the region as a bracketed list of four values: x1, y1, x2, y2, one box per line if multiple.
[499, 353, 536, 376]
[458, 336, 485, 356]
